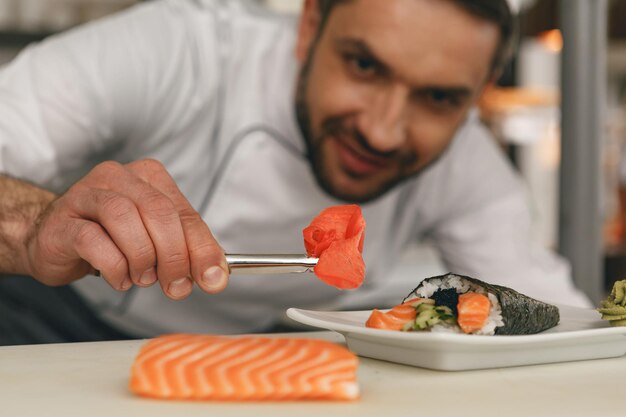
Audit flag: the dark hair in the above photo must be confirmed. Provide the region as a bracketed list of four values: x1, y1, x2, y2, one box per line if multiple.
[318, 0, 516, 76]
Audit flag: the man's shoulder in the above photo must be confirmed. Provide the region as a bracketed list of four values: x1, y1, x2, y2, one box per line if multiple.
[443, 112, 512, 175]
[138, 0, 295, 38]
[188, 0, 296, 28]
[408, 112, 522, 219]
[182, 0, 297, 63]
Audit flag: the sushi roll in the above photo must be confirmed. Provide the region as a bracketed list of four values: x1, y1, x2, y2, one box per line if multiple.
[367, 273, 560, 335]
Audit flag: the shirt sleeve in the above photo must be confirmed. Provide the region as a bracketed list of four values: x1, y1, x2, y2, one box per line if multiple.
[424, 118, 592, 308]
[0, 0, 219, 192]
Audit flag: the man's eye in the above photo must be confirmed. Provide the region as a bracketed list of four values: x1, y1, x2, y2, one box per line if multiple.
[423, 89, 461, 109]
[429, 89, 452, 103]
[347, 55, 378, 77]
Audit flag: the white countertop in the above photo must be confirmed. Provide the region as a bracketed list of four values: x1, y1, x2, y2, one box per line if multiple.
[1, 331, 623, 417]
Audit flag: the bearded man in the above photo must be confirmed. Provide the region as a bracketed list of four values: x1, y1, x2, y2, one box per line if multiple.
[0, 0, 589, 344]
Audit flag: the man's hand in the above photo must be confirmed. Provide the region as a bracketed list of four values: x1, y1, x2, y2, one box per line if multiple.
[19, 159, 229, 300]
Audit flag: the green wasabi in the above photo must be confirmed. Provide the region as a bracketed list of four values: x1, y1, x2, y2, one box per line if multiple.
[598, 280, 626, 326]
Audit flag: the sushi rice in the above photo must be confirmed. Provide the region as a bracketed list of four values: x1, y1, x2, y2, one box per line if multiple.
[414, 274, 504, 335]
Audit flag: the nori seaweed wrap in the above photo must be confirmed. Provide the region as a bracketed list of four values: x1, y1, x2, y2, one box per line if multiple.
[404, 273, 560, 335]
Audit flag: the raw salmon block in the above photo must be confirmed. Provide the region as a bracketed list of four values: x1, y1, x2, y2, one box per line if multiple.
[129, 334, 359, 401]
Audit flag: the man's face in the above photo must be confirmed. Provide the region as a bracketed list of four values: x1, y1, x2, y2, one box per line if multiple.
[295, 0, 500, 203]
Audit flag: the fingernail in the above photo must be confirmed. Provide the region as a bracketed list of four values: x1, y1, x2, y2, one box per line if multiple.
[202, 266, 226, 291]
[120, 278, 133, 291]
[168, 277, 192, 298]
[139, 268, 157, 286]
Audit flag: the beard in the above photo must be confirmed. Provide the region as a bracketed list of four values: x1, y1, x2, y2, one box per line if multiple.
[295, 54, 433, 204]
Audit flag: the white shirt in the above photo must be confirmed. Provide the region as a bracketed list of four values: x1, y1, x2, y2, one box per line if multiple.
[0, 0, 591, 336]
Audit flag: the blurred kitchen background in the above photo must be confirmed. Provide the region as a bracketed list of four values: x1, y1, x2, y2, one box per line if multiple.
[0, 0, 625, 301]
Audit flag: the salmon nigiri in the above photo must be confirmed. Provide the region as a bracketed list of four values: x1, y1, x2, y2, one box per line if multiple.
[129, 334, 359, 401]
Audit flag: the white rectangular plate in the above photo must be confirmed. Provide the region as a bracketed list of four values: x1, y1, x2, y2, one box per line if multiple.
[286, 305, 626, 371]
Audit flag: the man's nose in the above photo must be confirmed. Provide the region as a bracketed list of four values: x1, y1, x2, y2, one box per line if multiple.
[357, 85, 408, 153]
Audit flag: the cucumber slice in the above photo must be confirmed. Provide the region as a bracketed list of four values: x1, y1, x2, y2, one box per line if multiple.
[407, 302, 458, 331]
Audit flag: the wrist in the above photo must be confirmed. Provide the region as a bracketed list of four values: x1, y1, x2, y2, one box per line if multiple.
[17, 197, 56, 277]
[0, 177, 56, 276]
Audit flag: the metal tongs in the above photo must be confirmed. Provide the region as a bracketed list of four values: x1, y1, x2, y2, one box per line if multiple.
[226, 254, 318, 275]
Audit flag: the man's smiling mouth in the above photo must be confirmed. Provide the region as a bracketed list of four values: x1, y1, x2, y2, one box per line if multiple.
[332, 137, 392, 177]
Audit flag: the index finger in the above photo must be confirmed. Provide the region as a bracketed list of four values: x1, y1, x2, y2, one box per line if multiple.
[127, 160, 229, 294]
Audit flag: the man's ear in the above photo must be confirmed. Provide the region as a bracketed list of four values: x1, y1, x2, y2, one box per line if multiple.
[295, 0, 322, 64]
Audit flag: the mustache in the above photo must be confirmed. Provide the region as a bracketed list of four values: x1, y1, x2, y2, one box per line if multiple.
[319, 117, 417, 165]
